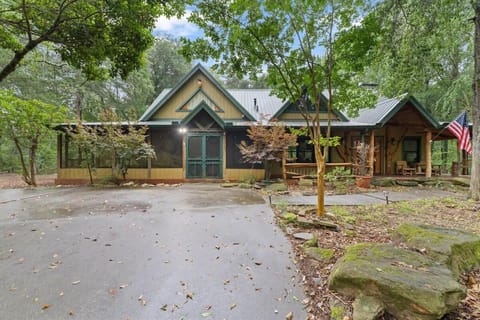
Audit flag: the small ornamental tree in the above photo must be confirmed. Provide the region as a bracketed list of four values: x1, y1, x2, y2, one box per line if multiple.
[97, 109, 155, 180]
[0, 90, 69, 186]
[68, 123, 99, 185]
[239, 121, 297, 180]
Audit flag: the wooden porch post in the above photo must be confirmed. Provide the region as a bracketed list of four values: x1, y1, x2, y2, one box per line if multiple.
[282, 147, 287, 181]
[147, 133, 152, 179]
[369, 130, 375, 175]
[425, 130, 432, 178]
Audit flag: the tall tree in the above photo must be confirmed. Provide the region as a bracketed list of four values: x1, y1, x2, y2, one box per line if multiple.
[147, 37, 191, 103]
[371, 0, 473, 118]
[0, 0, 187, 82]
[181, 0, 377, 215]
[472, 1, 480, 200]
[372, 0, 479, 200]
[0, 90, 69, 186]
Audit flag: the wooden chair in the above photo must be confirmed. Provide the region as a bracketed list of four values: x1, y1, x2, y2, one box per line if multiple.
[395, 160, 415, 176]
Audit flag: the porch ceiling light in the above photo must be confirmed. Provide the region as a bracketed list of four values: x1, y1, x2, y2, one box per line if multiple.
[178, 127, 188, 134]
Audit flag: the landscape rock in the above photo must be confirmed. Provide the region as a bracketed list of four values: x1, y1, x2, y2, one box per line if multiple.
[293, 232, 314, 240]
[298, 179, 314, 187]
[395, 179, 419, 186]
[220, 182, 238, 188]
[371, 178, 395, 187]
[329, 243, 466, 320]
[266, 183, 288, 192]
[394, 223, 480, 278]
[296, 217, 339, 231]
[352, 295, 384, 320]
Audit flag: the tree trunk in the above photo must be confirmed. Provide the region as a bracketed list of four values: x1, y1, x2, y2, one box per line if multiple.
[87, 162, 94, 185]
[29, 137, 38, 187]
[315, 145, 325, 216]
[12, 137, 32, 185]
[471, 1, 480, 200]
[425, 130, 432, 178]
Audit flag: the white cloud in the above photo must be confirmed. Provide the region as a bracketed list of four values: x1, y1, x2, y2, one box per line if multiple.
[154, 11, 202, 39]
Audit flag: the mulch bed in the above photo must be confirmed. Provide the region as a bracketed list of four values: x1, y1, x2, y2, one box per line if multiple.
[272, 183, 480, 319]
[0, 173, 56, 189]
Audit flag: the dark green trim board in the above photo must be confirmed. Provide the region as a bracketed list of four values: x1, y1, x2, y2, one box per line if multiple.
[181, 101, 225, 129]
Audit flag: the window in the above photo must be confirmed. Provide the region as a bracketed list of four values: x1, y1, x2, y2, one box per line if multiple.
[150, 129, 182, 168]
[403, 137, 421, 165]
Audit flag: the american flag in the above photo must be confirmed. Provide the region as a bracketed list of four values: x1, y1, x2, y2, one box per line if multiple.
[447, 111, 472, 154]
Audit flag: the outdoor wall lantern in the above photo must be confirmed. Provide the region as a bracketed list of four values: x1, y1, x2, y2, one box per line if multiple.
[178, 127, 188, 134]
[390, 137, 396, 146]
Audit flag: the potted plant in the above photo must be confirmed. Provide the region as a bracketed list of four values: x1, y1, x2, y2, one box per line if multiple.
[353, 141, 374, 188]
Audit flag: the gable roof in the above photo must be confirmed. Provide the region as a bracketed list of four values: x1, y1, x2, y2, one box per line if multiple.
[139, 64, 255, 122]
[140, 64, 440, 130]
[350, 93, 441, 129]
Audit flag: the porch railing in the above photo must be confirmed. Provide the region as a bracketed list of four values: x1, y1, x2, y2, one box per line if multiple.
[283, 162, 353, 180]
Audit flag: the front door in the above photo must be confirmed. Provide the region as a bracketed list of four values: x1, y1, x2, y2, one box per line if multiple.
[186, 134, 222, 178]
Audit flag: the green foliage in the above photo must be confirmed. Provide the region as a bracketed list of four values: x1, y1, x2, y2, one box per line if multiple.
[97, 109, 156, 180]
[330, 305, 347, 320]
[282, 212, 298, 223]
[0, 90, 69, 185]
[68, 108, 156, 182]
[370, 1, 473, 119]
[0, 1, 188, 82]
[240, 174, 257, 184]
[275, 199, 289, 212]
[304, 236, 319, 248]
[147, 37, 192, 104]
[330, 206, 357, 225]
[325, 167, 352, 182]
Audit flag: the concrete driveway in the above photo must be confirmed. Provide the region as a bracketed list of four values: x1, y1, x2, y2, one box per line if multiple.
[0, 185, 306, 320]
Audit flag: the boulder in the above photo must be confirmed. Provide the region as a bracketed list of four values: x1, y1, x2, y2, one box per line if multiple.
[329, 243, 466, 320]
[371, 178, 395, 187]
[266, 183, 288, 192]
[352, 295, 384, 320]
[395, 179, 419, 186]
[293, 232, 314, 240]
[394, 224, 480, 278]
[296, 217, 339, 231]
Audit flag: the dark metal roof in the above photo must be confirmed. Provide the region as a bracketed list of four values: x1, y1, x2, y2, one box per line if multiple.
[349, 94, 408, 124]
[137, 65, 440, 130]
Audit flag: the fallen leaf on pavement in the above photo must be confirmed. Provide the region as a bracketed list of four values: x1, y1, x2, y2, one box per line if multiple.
[72, 280, 80, 285]
[41, 304, 50, 310]
[230, 303, 237, 310]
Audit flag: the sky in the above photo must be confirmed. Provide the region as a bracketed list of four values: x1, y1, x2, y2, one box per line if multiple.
[153, 11, 203, 39]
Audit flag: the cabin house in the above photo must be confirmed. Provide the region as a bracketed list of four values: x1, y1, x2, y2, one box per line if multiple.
[55, 64, 458, 184]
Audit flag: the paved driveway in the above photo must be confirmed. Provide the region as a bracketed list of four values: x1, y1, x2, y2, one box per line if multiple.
[0, 185, 306, 320]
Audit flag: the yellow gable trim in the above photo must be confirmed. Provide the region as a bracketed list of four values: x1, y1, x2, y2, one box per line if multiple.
[151, 71, 244, 121]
